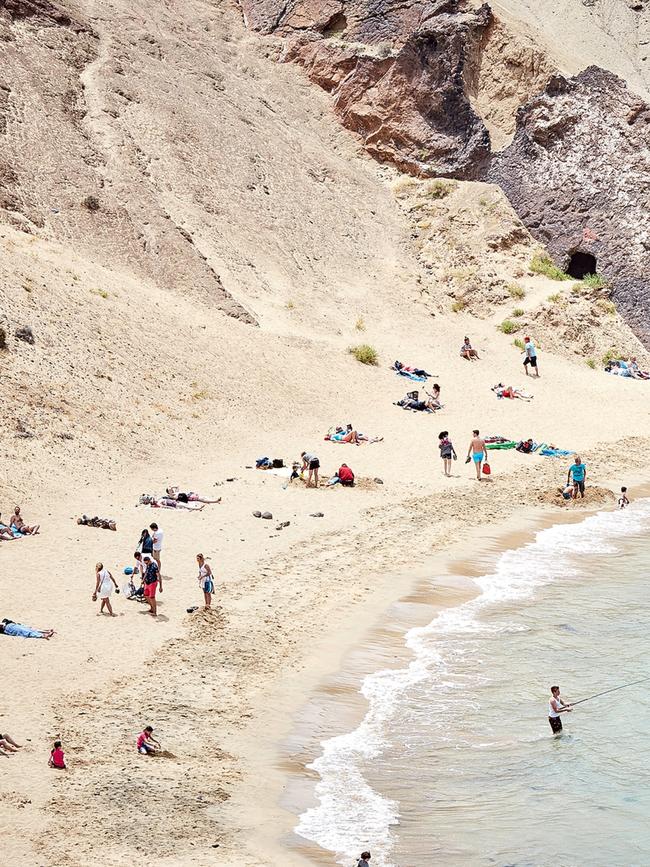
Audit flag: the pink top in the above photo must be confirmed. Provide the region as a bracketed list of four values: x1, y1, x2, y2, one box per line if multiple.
[51, 747, 65, 768]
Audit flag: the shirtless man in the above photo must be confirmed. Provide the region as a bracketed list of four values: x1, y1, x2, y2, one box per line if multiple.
[10, 506, 39, 535]
[548, 685, 572, 734]
[467, 429, 487, 480]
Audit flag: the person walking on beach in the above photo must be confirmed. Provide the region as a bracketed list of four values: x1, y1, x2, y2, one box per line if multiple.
[92, 562, 119, 616]
[142, 554, 162, 617]
[467, 430, 487, 480]
[438, 431, 457, 477]
[150, 523, 163, 573]
[523, 335, 539, 377]
[619, 486, 630, 509]
[548, 685, 572, 734]
[196, 553, 214, 610]
[567, 456, 587, 499]
[357, 852, 371, 867]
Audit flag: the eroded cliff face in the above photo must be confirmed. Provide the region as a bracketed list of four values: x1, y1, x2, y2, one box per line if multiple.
[239, 0, 494, 178]
[490, 67, 650, 342]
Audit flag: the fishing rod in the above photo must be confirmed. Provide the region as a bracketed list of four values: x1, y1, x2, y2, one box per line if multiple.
[569, 675, 650, 707]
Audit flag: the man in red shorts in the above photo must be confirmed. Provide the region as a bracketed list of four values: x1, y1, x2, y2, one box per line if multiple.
[143, 554, 162, 617]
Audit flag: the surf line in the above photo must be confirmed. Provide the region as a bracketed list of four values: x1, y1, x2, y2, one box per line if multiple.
[571, 675, 650, 707]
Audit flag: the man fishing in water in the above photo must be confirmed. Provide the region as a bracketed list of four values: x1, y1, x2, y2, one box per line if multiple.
[548, 685, 572, 734]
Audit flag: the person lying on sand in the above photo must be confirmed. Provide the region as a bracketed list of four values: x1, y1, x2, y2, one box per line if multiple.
[165, 486, 221, 504]
[137, 726, 161, 755]
[492, 383, 533, 401]
[0, 514, 17, 541]
[77, 515, 117, 530]
[10, 506, 39, 535]
[0, 618, 55, 639]
[0, 732, 22, 754]
[460, 337, 479, 360]
[393, 361, 432, 377]
[394, 391, 432, 412]
[140, 494, 204, 511]
[516, 438, 534, 454]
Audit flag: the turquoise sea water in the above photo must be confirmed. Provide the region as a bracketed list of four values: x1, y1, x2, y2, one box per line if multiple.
[296, 500, 650, 866]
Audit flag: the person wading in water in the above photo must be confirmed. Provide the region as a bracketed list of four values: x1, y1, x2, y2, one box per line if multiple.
[548, 685, 572, 734]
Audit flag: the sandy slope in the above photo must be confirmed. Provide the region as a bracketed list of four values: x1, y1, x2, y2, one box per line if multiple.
[1, 1, 650, 866]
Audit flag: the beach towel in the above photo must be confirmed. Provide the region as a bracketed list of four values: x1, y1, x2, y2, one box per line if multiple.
[540, 447, 575, 457]
[396, 369, 427, 382]
[486, 441, 517, 450]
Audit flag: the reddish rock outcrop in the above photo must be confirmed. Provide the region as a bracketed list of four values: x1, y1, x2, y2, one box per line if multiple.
[490, 67, 650, 343]
[240, 0, 492, 178]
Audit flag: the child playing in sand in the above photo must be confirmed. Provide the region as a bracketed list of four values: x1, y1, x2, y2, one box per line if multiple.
[619, 487, 630, 509]
[137, 726, 161, 755]
[48, 740, 66, 769]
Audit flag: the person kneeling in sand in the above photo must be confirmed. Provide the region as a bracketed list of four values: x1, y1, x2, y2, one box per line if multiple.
[137, 725, 161, 755]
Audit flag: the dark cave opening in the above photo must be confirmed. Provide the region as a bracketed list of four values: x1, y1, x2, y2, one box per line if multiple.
[567, 251, 597, 279]
[322, 12, 347, 37]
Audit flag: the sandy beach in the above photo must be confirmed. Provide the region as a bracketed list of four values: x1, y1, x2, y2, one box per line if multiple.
[2, 0, 650, 863]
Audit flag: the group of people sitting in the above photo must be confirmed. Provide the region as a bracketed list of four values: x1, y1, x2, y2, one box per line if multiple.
[0, 506, 39, 540]
[394, 385, 442, 413]
[325, 424, 383, 444]
[605, 358, 650, 379]
[139, 487, 221, 510]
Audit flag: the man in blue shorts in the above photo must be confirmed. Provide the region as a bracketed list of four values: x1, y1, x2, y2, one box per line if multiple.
[467, 429, 487, 480]
[567, 455, 586, 499]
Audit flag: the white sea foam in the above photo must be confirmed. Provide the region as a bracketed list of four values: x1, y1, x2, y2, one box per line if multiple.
[295, 500, 650, 865]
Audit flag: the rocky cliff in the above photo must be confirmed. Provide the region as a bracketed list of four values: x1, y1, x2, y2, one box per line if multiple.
[490, 67, 650, 342]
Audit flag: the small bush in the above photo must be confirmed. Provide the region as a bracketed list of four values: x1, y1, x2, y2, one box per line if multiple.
[507, 283, 525, 299]
[586, 358, 596, 369]
[582, 273, 608, 290]
[451, 298, 467, 313]
[602, 348, 622, 365]
[530, 253, 569, 281]
[15, 325, 35, 345]
[512, 308, 524, 317]
[424, 179, 457, 199]
[355, 316, 366, 332]
[513, 337, 525, 350]
[349, 344, 378, 366]
[82, 195, 100, 211]
[499, 319, 518, 334]
[547, 292, 562, 303]
[91, 288, 109, 299]
[285, 299, 295, 310]
[0, 327, 6, 350]
[595, 299, 616, 315]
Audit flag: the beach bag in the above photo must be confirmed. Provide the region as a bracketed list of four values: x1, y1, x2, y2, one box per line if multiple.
[482, 462, 491, 476]
[272, 458, 284, 469]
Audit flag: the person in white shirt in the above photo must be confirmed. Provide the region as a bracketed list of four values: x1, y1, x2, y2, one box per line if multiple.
[548, 685, 572, 734]
[150, 522, 163, 573]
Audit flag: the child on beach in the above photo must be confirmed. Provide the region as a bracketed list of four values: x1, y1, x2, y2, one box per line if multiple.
[357, 852, 371, 867]
[438, 431, 457, 477]
[196, 553, 214, 609]
[137, 726, 161, 755]
[48, 740, 66, 769]
[619, 487, 630, 509]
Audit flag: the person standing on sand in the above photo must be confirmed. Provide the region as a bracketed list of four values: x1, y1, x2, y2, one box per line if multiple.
[467, 430, 487, 480]
[92, 562, 119, 616]
[548, 685, 572, 734]
[523, 335, 539, 377]
[150, 522, 163, 573]
[196, 553, 214, 610]
[143, 554, 162, 617]
[438, 431, 457, 477]
[567, 456, 586, 499]
[619, 486, 630, 509]
[300, 451, 320, 488]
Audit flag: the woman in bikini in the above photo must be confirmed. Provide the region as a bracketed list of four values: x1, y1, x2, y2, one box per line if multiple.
[165, 487, 221, 504]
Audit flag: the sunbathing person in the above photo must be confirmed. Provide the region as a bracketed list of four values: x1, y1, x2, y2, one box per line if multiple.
[0, 515, 17, 541]
[165, 487, 221, 504]
[0, 732, 22, 754]
[330, 427, 361, 444]
[139, 494, 204, 510]
[10, 506, 39, 536]
[395, 391, 432, 412]
[516, 438, 534, 453]
[77, 515, 117, 530]
[393, 361, 432, 377]
[0, 618, 54, 639]
[628, 358, 650, 380]
[492, 383, 533, 401]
